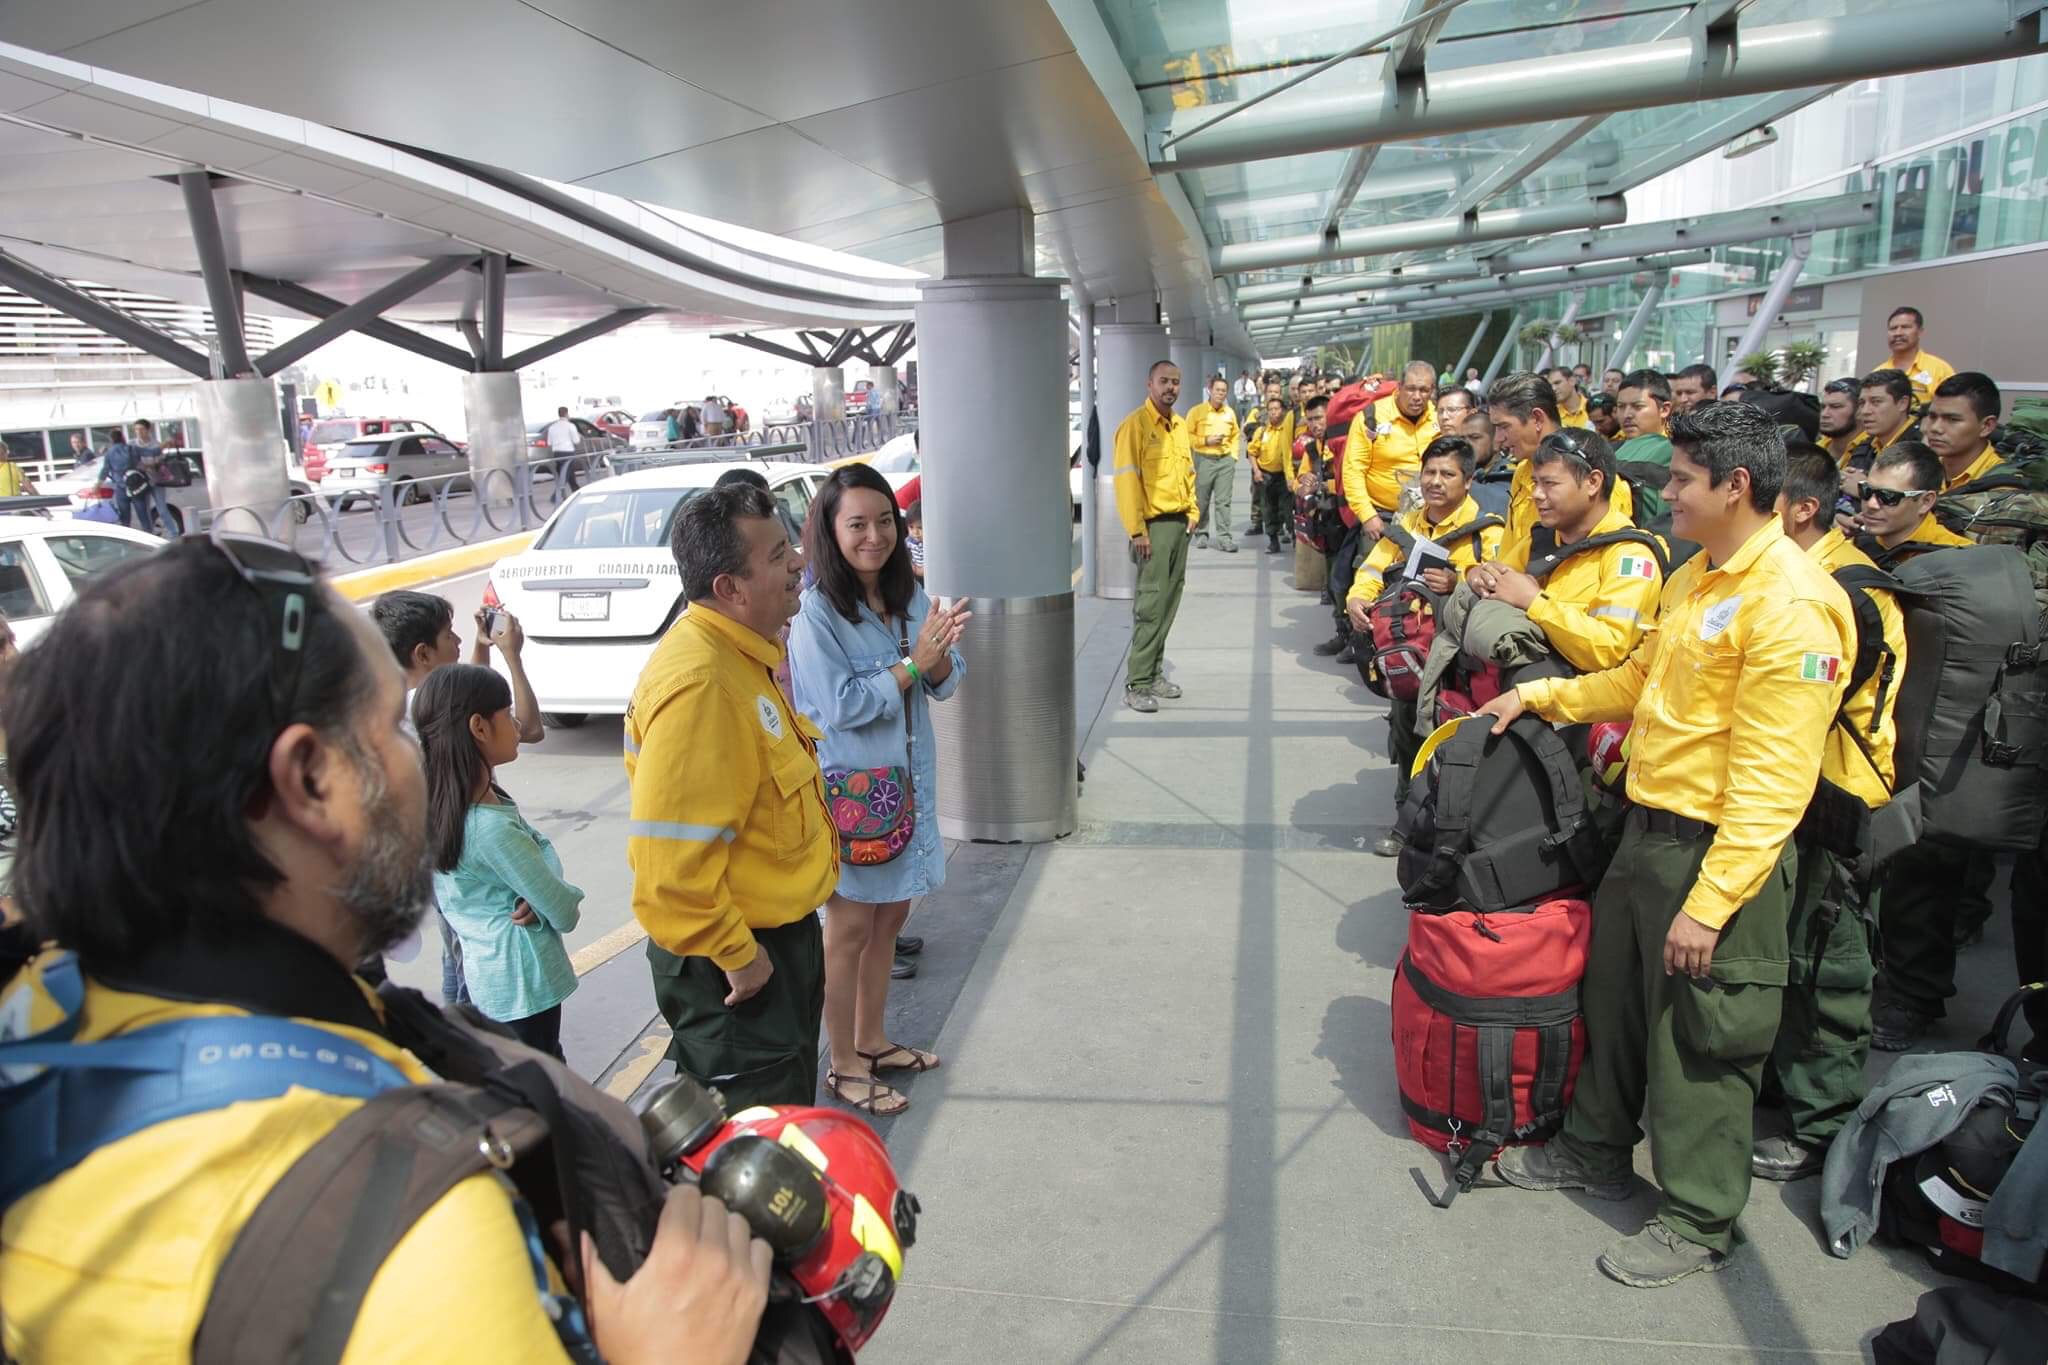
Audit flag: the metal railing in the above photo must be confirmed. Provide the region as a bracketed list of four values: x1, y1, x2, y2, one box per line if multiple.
[190, 411, 914, 571]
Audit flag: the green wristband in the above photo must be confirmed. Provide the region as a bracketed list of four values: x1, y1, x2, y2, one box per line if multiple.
[905, 659, 921, 684]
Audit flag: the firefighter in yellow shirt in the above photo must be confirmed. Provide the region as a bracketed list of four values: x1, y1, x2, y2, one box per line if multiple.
[1346, 436, 1504, 852]
[1817, 378, 1869, 468]
[1851, 442, 1971, 570]
[1252, 395, 1297, 555]
[1857, 370, 1921, 455]
[1112, 361, 1199, 712]
[1548, 365, 1594, 430]
[1884, 305, 1956, 407]
[626, 481, 840, 1111]
[1920, 371, 2010, 493]
[1188, 376, 1243, 553]
[1343, 361, 1438, 534]
[1751, 446, 1908, 1181]
[1487, 372, 1634, 567]
[1466, 429, 1663, 675]
[1480, 403, 1855, 1288]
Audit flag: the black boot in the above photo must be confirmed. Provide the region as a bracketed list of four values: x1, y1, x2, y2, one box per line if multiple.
[1313, 633, 1348, 656]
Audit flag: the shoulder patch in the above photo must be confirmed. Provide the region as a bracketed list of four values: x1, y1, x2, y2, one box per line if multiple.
[1699, 595, 1742, 641]
[1798, 652, 1841, 684]
[1615, 554, 1657, 581]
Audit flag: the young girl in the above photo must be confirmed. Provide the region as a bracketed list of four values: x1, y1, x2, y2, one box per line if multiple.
[416, 663, 581, 1058]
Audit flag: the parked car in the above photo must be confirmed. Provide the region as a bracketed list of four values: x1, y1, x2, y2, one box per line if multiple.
[630, 408, 681, 450]
[527, 415, 623, 458]
[322, 432, 472, 509]
[586, 408, 636, 441]
[38, 444, 317, 529]
[760, 396, 803, 427]
[844, 382, 873, 417]
[300, 416, 452, 483]
[481, 461, 822, 726]
[0, 516, 165, 646]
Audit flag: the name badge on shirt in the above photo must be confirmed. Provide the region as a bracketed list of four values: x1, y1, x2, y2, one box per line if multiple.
[755, 694, 785, 740]
[1699, 595, 1742, 641]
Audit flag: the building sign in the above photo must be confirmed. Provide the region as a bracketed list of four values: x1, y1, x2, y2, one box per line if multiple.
[1747, 284, 1825, 316]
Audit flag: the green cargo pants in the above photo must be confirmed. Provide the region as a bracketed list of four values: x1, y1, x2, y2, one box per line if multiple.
[1194, 454, 1236, 547]
[1765, 838, 1874, 1143]
[1554, 810, 1793, 1254]
[1126, 515, 1190, 692]
[648, 913, 824, 1112]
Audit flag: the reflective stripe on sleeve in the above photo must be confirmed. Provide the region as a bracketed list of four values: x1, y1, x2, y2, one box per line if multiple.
[1589, 605, 1642, 623]
[627, 820, 737, 844]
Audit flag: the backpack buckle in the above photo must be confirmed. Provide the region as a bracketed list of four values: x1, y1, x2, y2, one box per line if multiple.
[2007, 641, 2041, 669]
[1983, 738, 2022, 768]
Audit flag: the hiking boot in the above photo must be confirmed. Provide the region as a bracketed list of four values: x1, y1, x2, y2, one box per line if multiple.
[1320, 590, 1334, 606]
[1495, 1143, 1632, 1201]
[1335, 643, 1357, 665]
[1872, 998, 1936, 1052]
[1123, 686, 1159, 714]
[1192, 532, 1210, 549]
[1370, 829, 1402, 858]
[1597, 1220, 1728, 1288]
[1752, 1133, 1826, 1182]
[1219, 539, 1239, 553]
[1312, 634, 1349, 656]
[1152, 679, 1184, 700]
[1268, 539, 1283, 554]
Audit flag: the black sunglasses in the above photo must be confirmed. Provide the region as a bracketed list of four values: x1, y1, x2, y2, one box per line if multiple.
[1856, 482, 1933, 508]
[1542, 429, 1593, 459]
[206, 532, 317, 728]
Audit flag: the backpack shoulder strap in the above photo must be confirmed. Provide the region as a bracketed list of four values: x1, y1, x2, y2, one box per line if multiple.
[1434, 513, 1505, 554]
[1525, 527, 1668, 583]
[1380, 522, 1417, 556]
[192, 1084, 568, 1365]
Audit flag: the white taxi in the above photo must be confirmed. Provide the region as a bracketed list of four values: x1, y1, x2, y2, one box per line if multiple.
[0, 516, 165, 647]
[482, 460, 823, 726]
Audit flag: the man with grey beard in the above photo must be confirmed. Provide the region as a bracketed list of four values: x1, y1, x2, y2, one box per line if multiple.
[0, 535, 776, 1365]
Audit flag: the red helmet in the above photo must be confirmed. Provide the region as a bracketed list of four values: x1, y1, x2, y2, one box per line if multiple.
[1587, 721, 1632, 793]
[647, 1084, 917, 1357]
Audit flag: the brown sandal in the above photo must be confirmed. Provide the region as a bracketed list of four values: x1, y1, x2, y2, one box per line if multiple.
[858, 1043, 940, 1074]
[825, 1068, 909, 1115]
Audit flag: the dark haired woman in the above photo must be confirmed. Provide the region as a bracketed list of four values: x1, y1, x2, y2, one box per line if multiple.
[788, 465, 968, 1115]
[416, 663, 582, 1059]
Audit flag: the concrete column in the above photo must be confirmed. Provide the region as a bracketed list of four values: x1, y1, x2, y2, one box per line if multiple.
[810, 366, 845, 460]
[917, 276, 1077, 842]
[1168, 327, 1203, 395]
[870, 366, 900, 418]
[1094, 320, 1168, 600]
[197, 377, 289, 536]
[1075, 303, 1097, 598]
[461, 370, 526, 508]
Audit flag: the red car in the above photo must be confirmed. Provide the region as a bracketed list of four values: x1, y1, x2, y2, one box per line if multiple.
[299, 416, 455, 483]
[587, 408, 636, 441]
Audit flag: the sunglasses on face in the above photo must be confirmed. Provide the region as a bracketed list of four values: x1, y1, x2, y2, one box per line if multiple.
[1856, 483, 1933, 508]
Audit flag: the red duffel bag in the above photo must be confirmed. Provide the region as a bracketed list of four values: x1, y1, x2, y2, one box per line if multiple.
[1391, 894, 1592, 1205]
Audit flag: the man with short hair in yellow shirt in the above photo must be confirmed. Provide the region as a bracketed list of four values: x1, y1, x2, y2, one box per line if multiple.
[1857, 369, 1921, 455]
[1885, 305, 1956, 407]
[1851, 442, 1971, 569]
[1547, 365, 1593, 430]
[1188, 375, 1242, 553]
[1112, 360, 1199, 713]
[1344, 361, 1439, 537]
[1481, 402, 1855, 1288]
[1488, 371, 1635, 568]
[1252, 395, 1297, 555]
[1466, 428, 1663, 675]
[1817, 377, 1868, 468]
[1920, 371, 2010, 493]
[1751, 445, 1907, 1182]
[1346, 435, 1503, 853]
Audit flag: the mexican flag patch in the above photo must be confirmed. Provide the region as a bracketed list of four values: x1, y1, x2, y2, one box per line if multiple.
[1799, 653, 1840, 684]
[1616, 555, 1657, 580]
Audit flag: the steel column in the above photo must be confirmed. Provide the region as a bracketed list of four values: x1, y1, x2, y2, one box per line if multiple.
[1727, 234, 1815, 365]
[1216, 197, 1626, 274]
[1162, 3, 2045, 171]
[178, 170, 251, 378]
[0, 250, 211, 377]
[1450, 314, 1492, 383]
[502, 308, 660, 370]
[1534, 292, 1586, 371]
[481, 253, 507, 371]
[1609, 284, 1666, 373]
[1483, 309, 1526, 386]
[254, 254, 477, 375]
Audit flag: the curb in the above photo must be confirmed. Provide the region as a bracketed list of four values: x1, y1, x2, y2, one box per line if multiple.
[331, 532, 535, 601]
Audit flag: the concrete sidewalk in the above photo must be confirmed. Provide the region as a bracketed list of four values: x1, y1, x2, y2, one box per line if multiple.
[863, 469, 1996, 1364]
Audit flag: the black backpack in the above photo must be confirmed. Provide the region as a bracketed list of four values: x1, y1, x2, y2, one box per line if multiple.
[1394, 715, 1611, 914]
[1799, 564, 1906, 862]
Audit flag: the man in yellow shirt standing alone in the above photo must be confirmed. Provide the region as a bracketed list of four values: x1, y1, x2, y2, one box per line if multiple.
[1479, 402, 1855, 1288]
[1113, 360, 1200, 713]
[1884, 306, 1955, 408]
[1188, 375, 1242, 553]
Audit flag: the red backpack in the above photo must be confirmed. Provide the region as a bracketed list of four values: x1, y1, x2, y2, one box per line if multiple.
[1363, 516, 1504, 700]
[1322, 383, 1381, 530]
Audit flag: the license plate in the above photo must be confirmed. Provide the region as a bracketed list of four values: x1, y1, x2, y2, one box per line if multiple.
[559, 592, 610, 621]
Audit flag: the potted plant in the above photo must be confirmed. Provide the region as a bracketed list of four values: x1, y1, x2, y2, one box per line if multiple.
[1735, 349, 1782, 387]
[1778, 338, 1827, 390]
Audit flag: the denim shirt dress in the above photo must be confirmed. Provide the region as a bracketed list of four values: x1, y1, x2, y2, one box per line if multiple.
[788, 583, 964, 904]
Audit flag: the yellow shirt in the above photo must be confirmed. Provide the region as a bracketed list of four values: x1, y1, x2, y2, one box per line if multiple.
[1349, 495, 1503, 603]
[1892, 349, 1956, 407]
[0, 955, 575, 1365]
[1343, 396, 1438, 522]
[1498, 455, 1633, 567]
[1942, 444, 2006, 493]
[1518, 520, 1856, 930]
[1809, 528, 1905, 806]
[1254, 423, 1294, 474]
[1509, 503, 1666, 674]
[1188, 400, 1242, 459]
[625, 605, 839, 970]
[1893, 512, 1972, 552]
[1871, 417, 1919, 454]
[0, 463, 24, 497]
[1111, 402, 1198, 535]
[1558, 397, 1592, 430]
[1821, 431, 1870, 468]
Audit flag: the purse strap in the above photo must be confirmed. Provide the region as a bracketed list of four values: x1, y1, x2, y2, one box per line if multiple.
[898, 614, 915, 764]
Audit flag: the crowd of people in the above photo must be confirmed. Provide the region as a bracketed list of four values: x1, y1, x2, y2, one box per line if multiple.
[1115, 304, 2045, 1289]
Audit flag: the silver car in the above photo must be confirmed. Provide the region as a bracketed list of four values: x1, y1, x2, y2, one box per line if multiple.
[322, 432, 471, 508]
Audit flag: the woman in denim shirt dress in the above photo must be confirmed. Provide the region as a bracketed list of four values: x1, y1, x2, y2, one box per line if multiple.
[789, 465, 969, 1116]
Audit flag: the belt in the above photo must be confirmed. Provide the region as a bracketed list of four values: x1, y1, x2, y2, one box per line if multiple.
[1146, 513, 1189, 526]
[1626, 803, 1716, 841]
